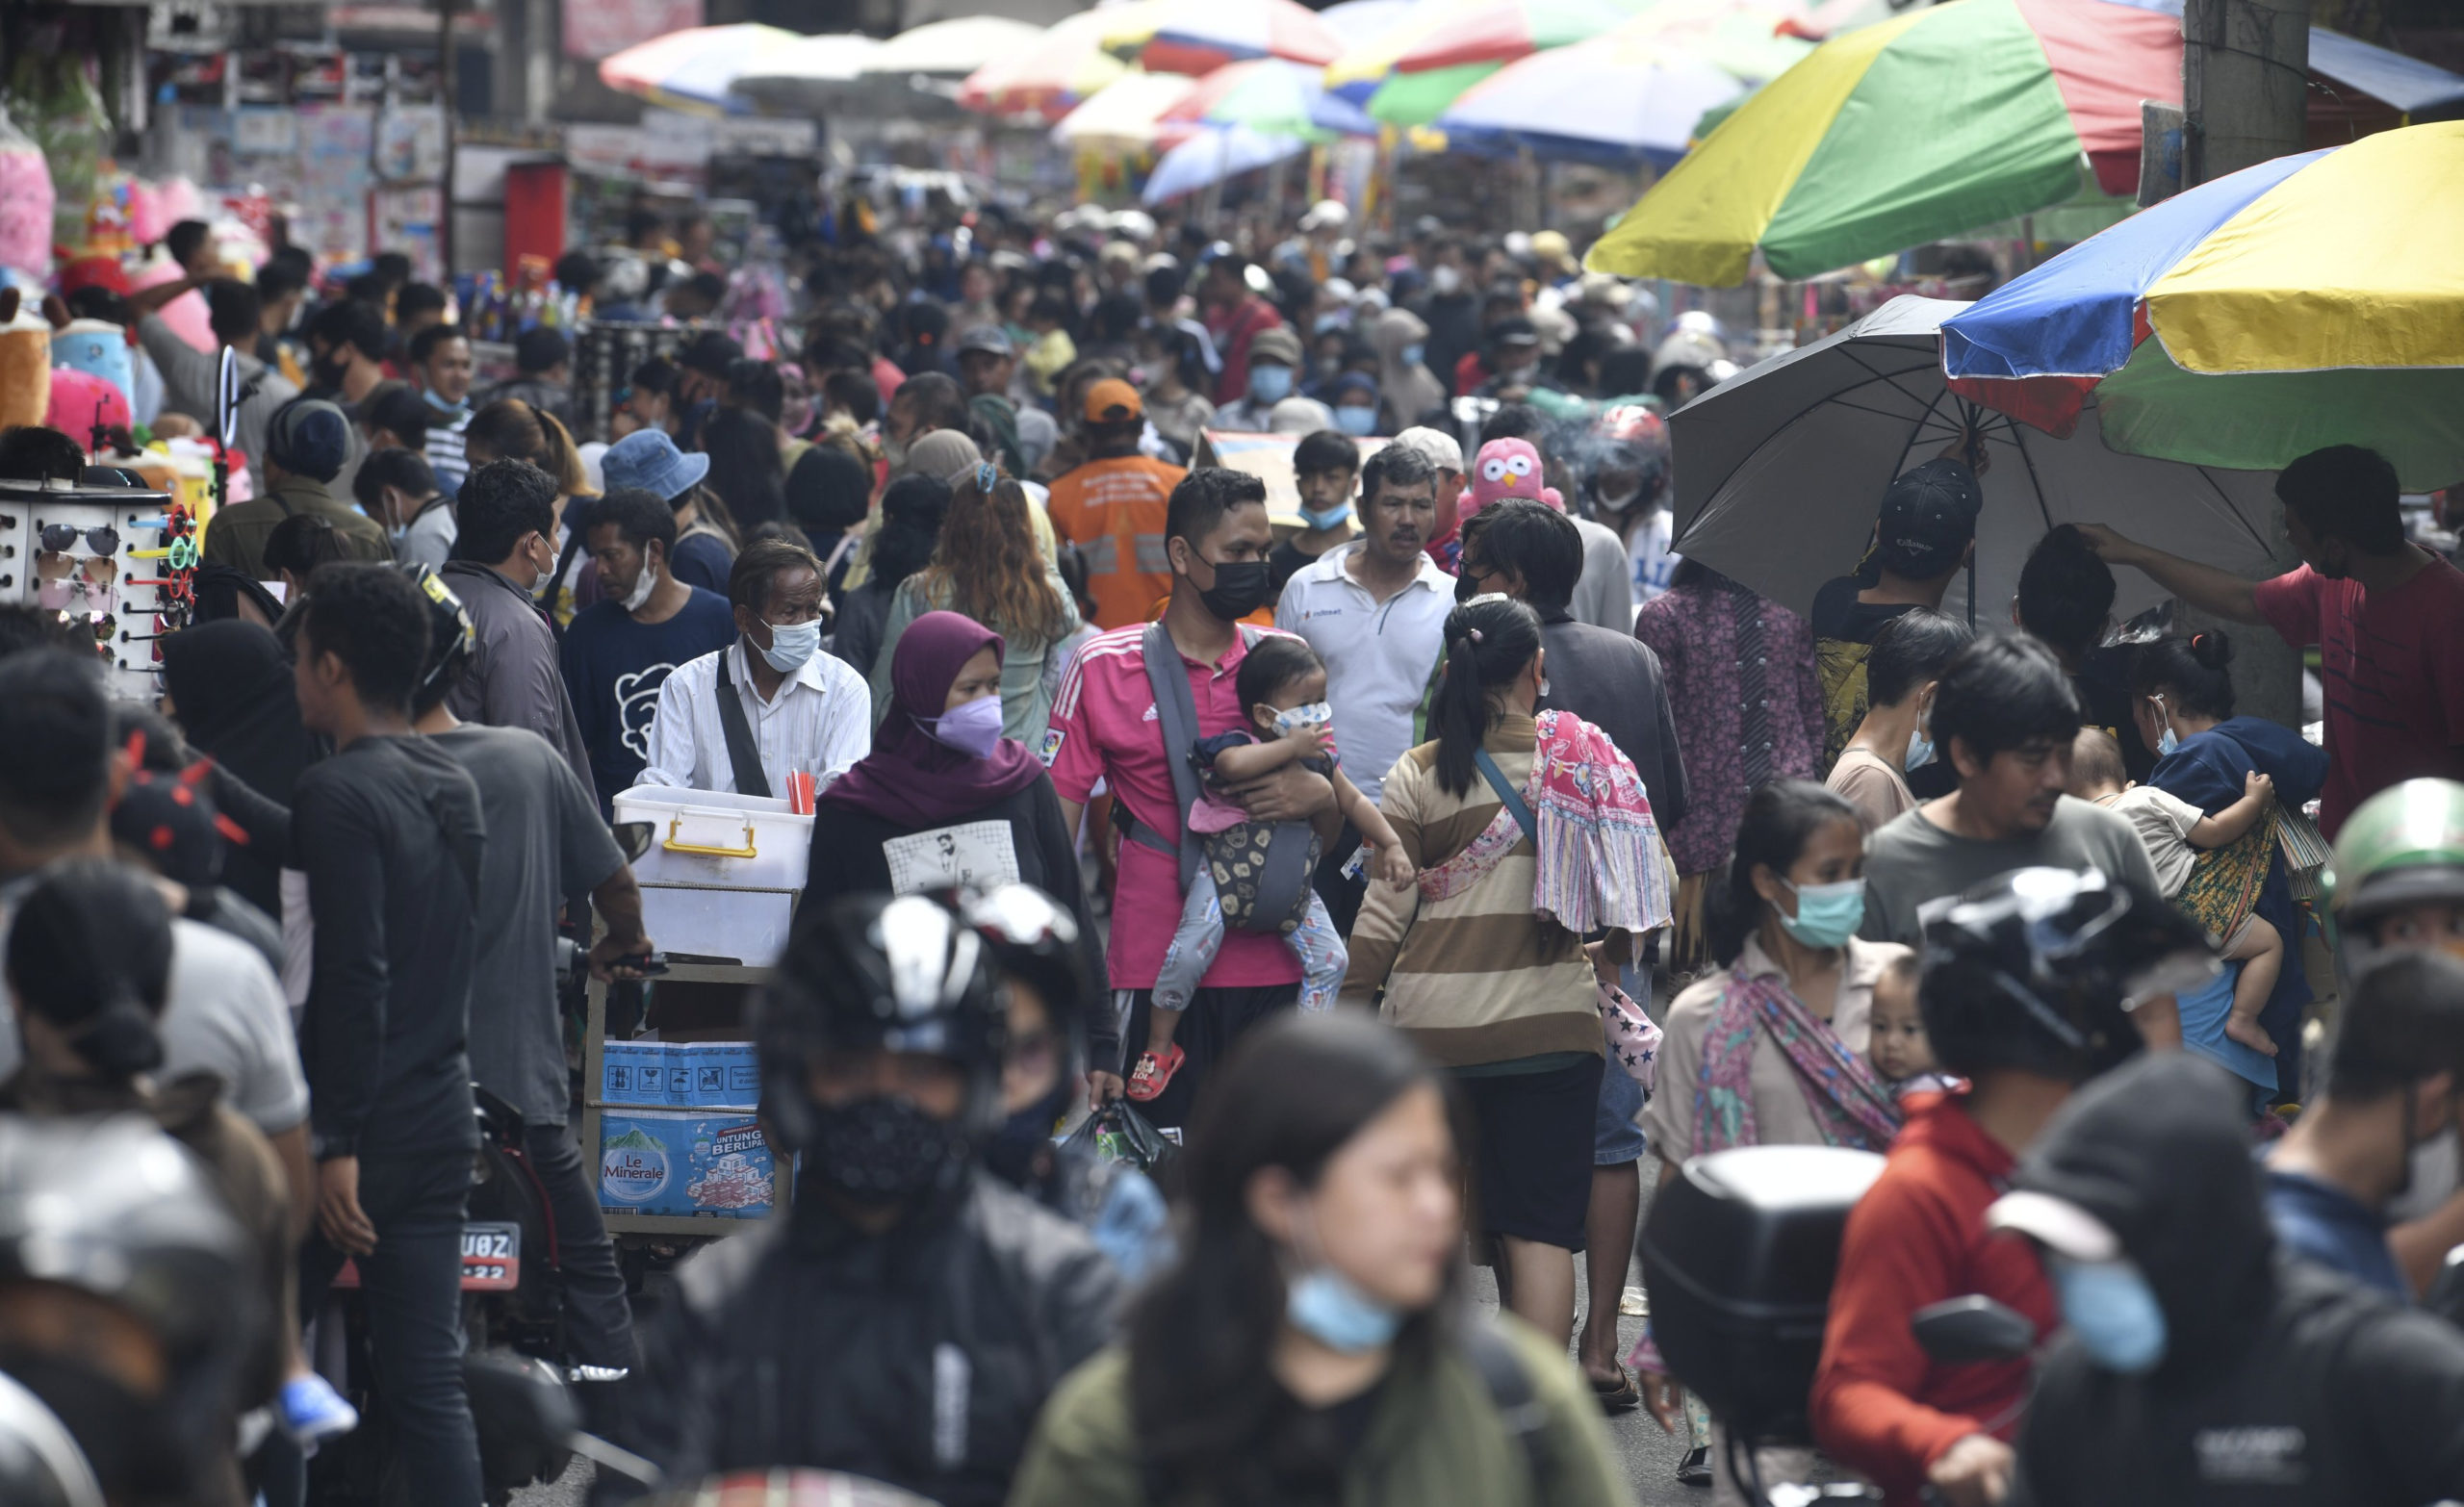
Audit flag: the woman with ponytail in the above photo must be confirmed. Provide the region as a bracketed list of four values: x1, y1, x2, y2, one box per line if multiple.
[0, 858, 355, 1451]
[1339, 595, 1674, 1352]
[2131, 630, 2328, 1084]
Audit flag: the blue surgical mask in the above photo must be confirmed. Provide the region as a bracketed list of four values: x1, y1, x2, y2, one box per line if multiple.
[1248, 365, 1294, 404]
[1778, 877, 1865, 950]
[1399, 343, 1426, 368]
[2050, 1256, 2168, 1373]
[918, 694, 1005, 759]
[2157, 726, 2179, 758]
[1286, 1267, 1401, 1353]
[757, 618, 822, 674]
[1301, 502, 1352, 531]
[1271, 701, 1333, 737]
[1904, 726, 1935, 773]
[1334, 405, 1377, 437]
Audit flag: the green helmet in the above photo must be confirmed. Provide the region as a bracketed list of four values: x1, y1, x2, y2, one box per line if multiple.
[2327, 779, 2464, 927]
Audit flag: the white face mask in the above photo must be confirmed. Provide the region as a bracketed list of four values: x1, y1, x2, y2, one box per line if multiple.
[621, 551, 658, 614]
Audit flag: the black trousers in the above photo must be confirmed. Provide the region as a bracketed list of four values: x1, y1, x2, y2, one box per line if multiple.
[526, 1120, 637, 1369]
[1116, 982, 1300, 1131]
[298, 1150, 484, 1506]
[1313, 824, 1369, 939]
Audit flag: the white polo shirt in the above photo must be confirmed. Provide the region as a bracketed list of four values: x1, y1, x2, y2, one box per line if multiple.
[1274, 541, 1456, 803]
[637, 639, 872, 797]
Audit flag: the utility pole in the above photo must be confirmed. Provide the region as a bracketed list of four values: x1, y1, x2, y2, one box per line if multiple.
[2181, 0, 2310, 730]
[439, 0, 458, 278]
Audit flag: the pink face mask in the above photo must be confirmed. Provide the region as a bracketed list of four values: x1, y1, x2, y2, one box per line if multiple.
[919, 694, 1004, 758]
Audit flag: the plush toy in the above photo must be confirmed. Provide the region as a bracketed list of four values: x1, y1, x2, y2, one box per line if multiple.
[1463, 436, 1562, 522]
[0, 286, 51, 429]
[45, 366, 130, 443]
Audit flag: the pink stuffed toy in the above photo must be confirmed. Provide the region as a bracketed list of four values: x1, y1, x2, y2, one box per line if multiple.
[1463, 437, 1562, 523]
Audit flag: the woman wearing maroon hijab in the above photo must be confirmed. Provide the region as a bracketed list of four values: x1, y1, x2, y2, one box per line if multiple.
[805, 608, 1105, 1038]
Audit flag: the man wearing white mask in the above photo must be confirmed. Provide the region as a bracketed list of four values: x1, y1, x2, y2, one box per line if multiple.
[560, 489, 739, 814]
[638, 537, 872, 798]
[352, 447, 456, 570]
[441, 459, 593, 791]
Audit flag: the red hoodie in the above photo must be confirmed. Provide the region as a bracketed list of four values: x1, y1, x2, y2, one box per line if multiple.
[1810, 1090, 2058, 1506]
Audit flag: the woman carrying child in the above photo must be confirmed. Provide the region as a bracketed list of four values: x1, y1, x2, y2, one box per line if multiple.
[1340, 597, 1674, 1360]
[2129, 632, 2327, 1085]
[1129, 635, 1414, 1102]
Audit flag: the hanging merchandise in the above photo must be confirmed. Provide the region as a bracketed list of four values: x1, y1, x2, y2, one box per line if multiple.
[0, 109, 54, 282]
[0, 291, 51, 429]
[3, 50, 109, 254]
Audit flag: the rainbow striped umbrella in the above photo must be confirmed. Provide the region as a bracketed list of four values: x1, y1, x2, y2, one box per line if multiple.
[1139, 0, 1348, 75]
[960, 10, 1131, 120]
[598, 23, 800, 114]
[1385, 0, 1642, 75]
[1584, 0, 2184, 284]
[1163, 58, 1338, 140]
[1943, 122, 2464, 489]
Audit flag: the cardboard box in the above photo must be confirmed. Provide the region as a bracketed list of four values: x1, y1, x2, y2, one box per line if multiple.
[687, 1042, 759, 1109]
[598, 1111, 776, 1219]
[602, 1040, 695, 1108]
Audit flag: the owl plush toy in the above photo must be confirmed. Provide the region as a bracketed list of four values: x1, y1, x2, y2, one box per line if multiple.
[1463, 436, 1563, 524]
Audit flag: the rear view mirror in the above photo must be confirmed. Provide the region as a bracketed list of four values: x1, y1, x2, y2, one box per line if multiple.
[1911, 1295, 2035, 1365]
[613, 821, 655, 864]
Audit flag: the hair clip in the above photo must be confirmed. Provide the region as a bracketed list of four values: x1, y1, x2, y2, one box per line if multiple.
[975, 462, 1000, 494]
[1468, 627, 1484, 643]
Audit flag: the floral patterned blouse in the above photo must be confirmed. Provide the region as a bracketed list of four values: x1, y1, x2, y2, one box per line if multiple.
[1633, 572, 1827, 876]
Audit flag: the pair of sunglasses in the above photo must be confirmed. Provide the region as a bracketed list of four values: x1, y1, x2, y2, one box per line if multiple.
[37, 551, 117, 586]
[39, 524, 117, 556]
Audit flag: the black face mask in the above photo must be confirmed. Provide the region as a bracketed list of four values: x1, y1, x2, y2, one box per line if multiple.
[808, 1096, 973, 1205]
[0, 1349, 193, 1499]
[311, 347, 351, 393]
[1454, 569, 1481, 603]
[1197, 559, 1275, 622]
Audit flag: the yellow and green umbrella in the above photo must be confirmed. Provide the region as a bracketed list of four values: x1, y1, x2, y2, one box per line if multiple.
[1943, 122, 2464, 488]
[1585, 0, 2185, 284]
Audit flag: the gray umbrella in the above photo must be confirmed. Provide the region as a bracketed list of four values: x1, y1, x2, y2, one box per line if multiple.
[1669, 295, 2282, 625]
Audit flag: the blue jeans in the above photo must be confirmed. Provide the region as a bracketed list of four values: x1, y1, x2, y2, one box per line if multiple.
[299, 1150, 484, 1506]
[1153, 870, 1347, 1015]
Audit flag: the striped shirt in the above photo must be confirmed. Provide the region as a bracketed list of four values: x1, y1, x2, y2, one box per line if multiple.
[637, 640, 872, 798]
[424, 401, 473, 498]
[1340, 714, 1604, 1067]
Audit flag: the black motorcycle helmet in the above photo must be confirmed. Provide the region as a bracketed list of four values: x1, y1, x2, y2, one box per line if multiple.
[0, 1116, 256, 1498]
[1918, 867, 2216, 1083]
[755, 892, 1008, 1158]
[396, 561, 476, 711]
[958, 883, 1091, 1050]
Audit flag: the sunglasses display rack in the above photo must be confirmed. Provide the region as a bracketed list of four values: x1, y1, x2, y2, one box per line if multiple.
[0, 479, 187, 702]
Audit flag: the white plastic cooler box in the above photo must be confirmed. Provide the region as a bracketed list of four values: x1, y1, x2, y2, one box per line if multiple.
[610, 785, 811, 966]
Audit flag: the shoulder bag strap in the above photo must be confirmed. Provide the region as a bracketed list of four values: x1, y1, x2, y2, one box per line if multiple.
[1140, 622, 1206, 891]
[712, 649, 774, 799]
[1474, 746, 1537, 845]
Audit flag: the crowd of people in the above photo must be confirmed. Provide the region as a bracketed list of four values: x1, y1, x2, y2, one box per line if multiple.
[1, 189, 2463, 1507]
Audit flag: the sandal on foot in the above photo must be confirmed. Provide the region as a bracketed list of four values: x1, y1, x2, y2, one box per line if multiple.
[1676, 1445, 1713, 1486]
[1590, 1368, 1642, 1415]
[1125, 1045, 1185, 1102]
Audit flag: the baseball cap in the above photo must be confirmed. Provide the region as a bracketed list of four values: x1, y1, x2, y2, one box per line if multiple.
[1391, 425, 1464, 474]
[1083, 378, 1143, 425]
[958, 324, 1014, 359]
[266, 398, 352, 484]
[1247, 326, 1304, 369]
[1874, 457, 1982, 579]
[1489, 316, 1541, 349]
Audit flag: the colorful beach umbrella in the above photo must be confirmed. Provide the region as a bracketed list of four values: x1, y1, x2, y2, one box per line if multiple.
[1142, 125, 1312, 203]
[1387, 0, 1642, 74]
[1436, 30, 1783, 163]
[1052, 71, 1205, 152]
[1584, 0, 2183, 284]
[1941, 122, 2464, 490]
[1141, 0, 1348, 75]
[959, 10, 1132, 119]
[1164, 58, 1336, 140]
[861, 16, 1046, 77]
[732, 34, 886, 112]
[598, 23, 800, 114]
[1320, 0, 1429, 45]
[1324, 0, 1485, 104]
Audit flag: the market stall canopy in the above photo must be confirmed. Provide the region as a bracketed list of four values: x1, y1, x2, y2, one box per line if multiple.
[1142, 124, 1311, 202]
[598, 23, 802, 115]
[1052, 70, 1206, 151]
[1324, 0, 1484, 104]
[862, 16, 1047, 77]
[1585, 0, 2182, 285]
[960, 8, 1134, 119]
[1138, 0, 1350, 74]
[731, 34, 887, 112]
[1386, 0, 1646, 75]
[1668, 294, 2282, 624]
[1320, 0, 1430, 45]
[1942, 121, 2464, 491]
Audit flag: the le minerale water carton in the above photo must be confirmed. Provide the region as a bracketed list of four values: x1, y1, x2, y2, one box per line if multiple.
[603, 1042, 696, 1108]
[599, 1111, 776, 1219]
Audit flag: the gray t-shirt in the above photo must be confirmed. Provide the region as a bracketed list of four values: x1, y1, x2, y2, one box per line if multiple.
[1861, 794, 2163, 946]
[434, 724, 626, 1125]
[0, 910, 308, 1135]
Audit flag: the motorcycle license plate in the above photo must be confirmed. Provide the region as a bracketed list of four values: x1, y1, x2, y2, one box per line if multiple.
[460, 1221, 521, 1291]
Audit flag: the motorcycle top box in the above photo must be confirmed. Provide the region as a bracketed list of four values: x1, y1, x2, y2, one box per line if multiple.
[1639, 1143, 1886, 1443]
